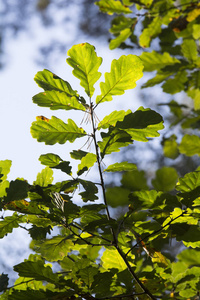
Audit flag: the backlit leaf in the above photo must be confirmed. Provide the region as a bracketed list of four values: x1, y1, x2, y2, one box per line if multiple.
[98, 109, 131, 130]
[96, 55, 143, 104]
[101, 248, 130, 271]
[0, 160, 12, 198]
[179, 134, 200, 156]
[109, 28, 132, 50]
[0, 213, 26, 238]
[116, 107, 164, 141]
[31, 116, 87, 145]
[139, 17, 162, 48]
[104, 162, 137, 172]
[176, 171, 200, 193]
[33, 90, 86, 111]
[140, 51, 180, 72]
[95, 0, 132, 15]
[39, 153, 72, 175]
[163, 137, 179, 159]
[67, 43, 102, 97]
[77, 153, 97, 176]
[33, 235, 74, 261]
[34, 69, 79, 96]
[181, 39, 198, 62]
[34, 167, 53, 187]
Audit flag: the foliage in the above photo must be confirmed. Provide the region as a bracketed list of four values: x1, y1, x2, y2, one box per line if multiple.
[0, 1, 200, 299]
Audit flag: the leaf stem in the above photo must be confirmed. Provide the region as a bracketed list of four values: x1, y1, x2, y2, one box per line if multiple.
[91, 101, 156, 300]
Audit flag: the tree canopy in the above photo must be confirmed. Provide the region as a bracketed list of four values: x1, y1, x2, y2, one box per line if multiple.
[0, 1, 200, 299]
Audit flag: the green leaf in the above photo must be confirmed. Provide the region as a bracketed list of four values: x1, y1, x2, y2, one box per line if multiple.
[77, 153, 97, 176]
[98, 127, 133, 158]
[0, 213, 26, 238]
[142, 72, 172, 88]
[33, 235, 74, 261]
[4, 180, 29, 203]
[33, 90, 86, 111]
[34, 69, 79, 96]
[70, 150, 88, 160]
[95, 0, 132, 15]
[110, 16, 136, 34]
[104, 162, 137, 172]
[115, 107, 164, 141]
[179, 134, 200, 156]
[109, 28, 132, 50]
[139, 17, 162, 48]
[0, 160, 12, 198]
[140, 51, 180, 72]
[106, 186, 130, 207]
[98, 109, 131, 130]
[176, 171, 200, 193]
[192, 24, 200, 39]
[78, 179, 98, 202]
[31, 116, 86, 145]
[162, 70, 188, 94]
[67, 43, 102, 97]
[0, 160, 12, 181]
[34, 167, 53, 187]
[187, 88, 200, 110]
[14, 260, 59, 283]
[163, 136, 179, 159]
[181, 39, 198, 62]
[39, 153, 72, 175]
[101, 248, 129, 271]
[0, 274, 8, 292]
[78, 266, 98, 289]
[96, 54, 143, 104]
[121, 170, 148, 191]
[91, 272, 114, 298]
[152, 167, 178, 192]
[177, 249, 200, 266]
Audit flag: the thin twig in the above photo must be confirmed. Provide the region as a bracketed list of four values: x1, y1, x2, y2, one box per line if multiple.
[125, 210, 188, 257]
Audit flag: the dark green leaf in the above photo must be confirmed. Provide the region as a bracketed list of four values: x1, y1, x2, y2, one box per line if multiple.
[39, 153, 72, 175]
[152, 167, 178, 192]
[0, 274, 9, 292]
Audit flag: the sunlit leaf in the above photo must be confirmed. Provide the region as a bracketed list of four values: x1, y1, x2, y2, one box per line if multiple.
[0, 160, 12, 198]
[98, 109, 131, 130]
[34, 167, 53, 187]
[140, 51, 180, 72]
[95, 0, 132, 15]
[33, 235, 74, 261]
[98, 127, 133, 158]
[109, 28, 132, 50]
[34, 69, 79, 96]
[181, 39, 198, 62]
[116, 107, 164, 141]
[162, 70, 188, 94]
[179, 134, 200, 156]
[33, 90, 86, 111]
[96, 55, 143, 104]
[176, 171, 200, 193]
[139, 17, 162, 48]
[14, 260, 59, 284]
[0, 213, 27, 238]
[67, 43, 102, 97]
[39, 153, 72, 175]
[77, 153, 96, 176]
[104, 162, 137, 172]
[101, 248, 132, 271]
[31, 116, 87, 145]
[152, 167, 178, 192]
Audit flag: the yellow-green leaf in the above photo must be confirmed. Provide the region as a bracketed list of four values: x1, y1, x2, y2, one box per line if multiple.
[96, 55, 143, 104]
[67, 43, 102, 97]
